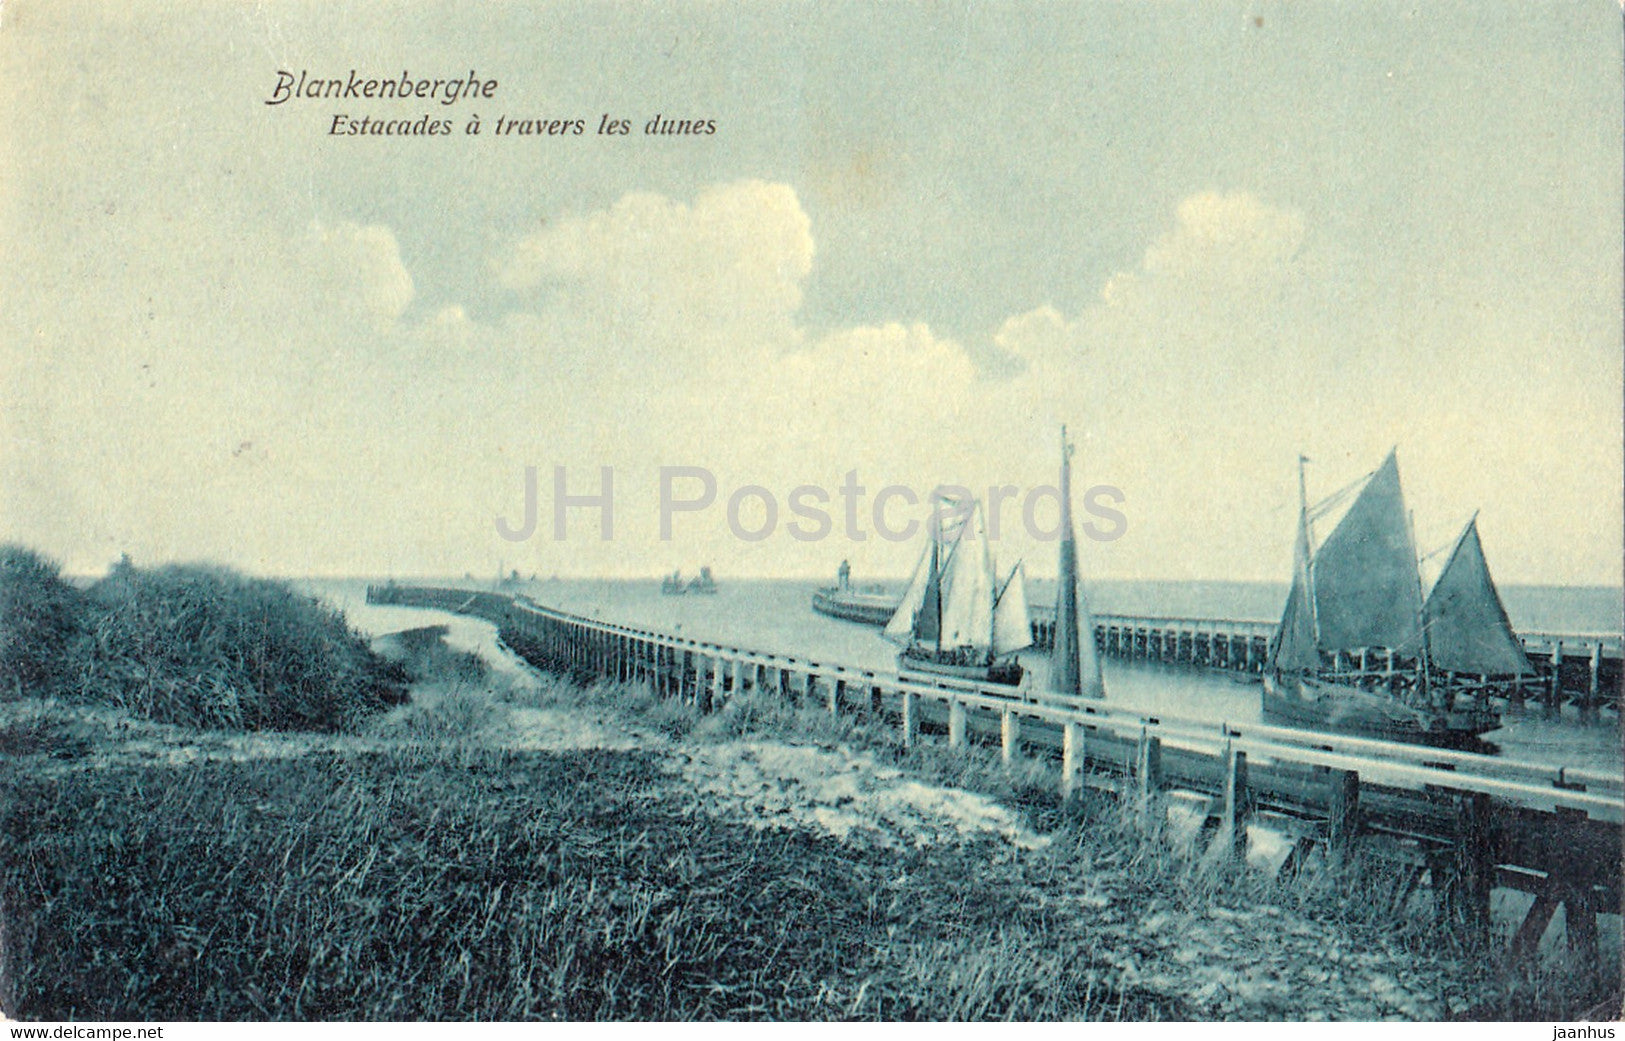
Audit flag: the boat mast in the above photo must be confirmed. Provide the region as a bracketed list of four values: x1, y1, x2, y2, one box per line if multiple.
[1406, 501, 1431, 704]
[928, 528, 942, 653]
[1050, 426, 1087, 697]
[1299, 455, 1320, 647]
[1060, 426, 1073, 542]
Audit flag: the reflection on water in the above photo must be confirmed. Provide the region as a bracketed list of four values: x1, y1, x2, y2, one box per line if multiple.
[302, 576, 1621, 775]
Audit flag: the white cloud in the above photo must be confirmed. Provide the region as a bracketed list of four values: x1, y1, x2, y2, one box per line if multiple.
[4, 171, 1616, 584]
[992, 305, 1072, 364]
[996, 192, 1306, 375]
[500, 180, 814, 349]
[304, 222, 416, 332]
[1142, 191, 1305, 281]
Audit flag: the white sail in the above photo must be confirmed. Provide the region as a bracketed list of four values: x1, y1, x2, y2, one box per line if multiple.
[937, 503, 993, 652]
[883, 543, 931, 646]
[991, 561, 1033, 657]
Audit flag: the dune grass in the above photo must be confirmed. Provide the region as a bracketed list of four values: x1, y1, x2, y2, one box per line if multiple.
[0, 545, 405, 731]
[0, 742, 1194, 1021]
[515, 676, 1622, 1020]
[0, 546, 87, 702]
[0, 591, 1613, 1021]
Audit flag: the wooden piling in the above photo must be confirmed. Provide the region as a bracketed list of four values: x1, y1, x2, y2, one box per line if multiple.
[1136, 730, 1163, 805]
[698, 656, 717, 713]
[1001, 709, 1021, 766]
[1584, 643, 1602, 722]
[1326, 769, 1360, 861]
[1547, 640, 1563, 718]
[1220, 743, 1252, 860]
[1565, 879, 1600, 962]
[1452, 792, 1493, 937]
[1510, 890, 1558, 961]
[829, 678, 844, 718]
[1557, 808, 1600, 964]
[901, 691, 918, 748]
[948, 699, 967, 749]
[1061, 721, 1085, 801]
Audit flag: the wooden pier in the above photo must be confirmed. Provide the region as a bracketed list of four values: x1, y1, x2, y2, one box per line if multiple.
[370, 584, 1621, 962]
[813, 592, 1623, 719]
[1057, 612, 1622, 720]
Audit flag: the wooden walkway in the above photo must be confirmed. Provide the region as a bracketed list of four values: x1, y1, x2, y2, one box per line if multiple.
[371, 584, 1621, 963]
[812, 591, 1623, 719]
[1070, 613, 1621, 720]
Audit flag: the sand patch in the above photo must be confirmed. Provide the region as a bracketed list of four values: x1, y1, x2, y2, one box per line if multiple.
[501, 705, 644, 752]
[674, 739, 1049, 851]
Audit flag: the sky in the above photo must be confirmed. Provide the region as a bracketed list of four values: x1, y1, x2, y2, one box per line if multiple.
[2, 0, 1621, 585]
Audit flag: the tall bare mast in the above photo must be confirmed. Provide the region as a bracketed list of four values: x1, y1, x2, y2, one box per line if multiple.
[1405, 499, 1431, 703]
[1049, 426, 1105, 699]
[1299, 455, 1319, 645]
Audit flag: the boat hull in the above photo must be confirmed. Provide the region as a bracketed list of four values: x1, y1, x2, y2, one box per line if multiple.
[1261, 672, 1500, 748]
[898, 649, 1025, 688]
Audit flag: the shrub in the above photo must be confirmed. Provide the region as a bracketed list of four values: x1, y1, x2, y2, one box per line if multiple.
[74, 563, 406, 731]
[0, 544, 88, 700]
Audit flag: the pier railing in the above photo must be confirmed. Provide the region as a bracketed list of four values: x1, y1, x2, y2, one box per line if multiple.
[369, 583, 1622, 960]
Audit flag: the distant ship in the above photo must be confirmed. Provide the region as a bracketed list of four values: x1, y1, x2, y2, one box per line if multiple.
[1262, 450, 1524, 745]
[884, 495, 1031, 686]
[661, 566, 719, 595]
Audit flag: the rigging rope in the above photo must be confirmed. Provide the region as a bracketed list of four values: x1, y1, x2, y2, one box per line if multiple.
[1307, 467, 1376, 522]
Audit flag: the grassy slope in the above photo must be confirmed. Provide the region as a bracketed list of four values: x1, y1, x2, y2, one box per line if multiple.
[0, 646, 1614, 1020]
[0, 743, 1195, 1020]
[0, 547, 405, 731]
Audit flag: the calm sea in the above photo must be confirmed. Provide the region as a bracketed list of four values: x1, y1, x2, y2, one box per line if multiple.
[307, 577, 1623, 774]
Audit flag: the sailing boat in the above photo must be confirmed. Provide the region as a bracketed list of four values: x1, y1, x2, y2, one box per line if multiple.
[884, 495, 1031, 685]
[1263, 450, 1513, 745]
